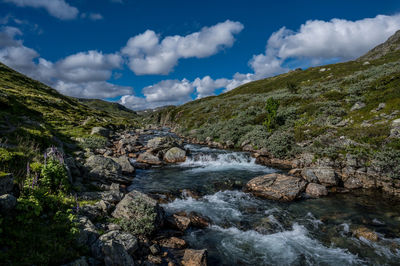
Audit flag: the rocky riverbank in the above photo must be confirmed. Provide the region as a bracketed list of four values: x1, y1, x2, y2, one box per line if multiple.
[170, 128, 400, 201]
[62, 127, 209, 266]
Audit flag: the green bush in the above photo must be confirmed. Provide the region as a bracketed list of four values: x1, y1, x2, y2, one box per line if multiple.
[265, 130, 298, 159]
[374, 147, 400, 179]
[79, 135, 108, 150]
[263, 98, 280, 131]
[118, 197, 158, 236]
[41, 159, 70, 193]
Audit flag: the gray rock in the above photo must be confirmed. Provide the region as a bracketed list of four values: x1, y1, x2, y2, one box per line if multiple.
[246, 173, 307, 202]
[306, 183, 328, 198]
[91, 127, 110, 137]
[0, 173, 14, 195]
[76, 216, 99, 246]
[302, 167, 338, 186]
[84, 155, 131, 184]
[350, 102, 366, 111]
[136, 152, 162, 165]
[390, 118, 400, 138]
[112, 156, 135, 174]
[376, 103, 386, 111]
[112, 190, 164, 234]
[344, 177, 363, 189]
[91, 230, 138, 266]
[163, 147, 186, 163]
[0, 194, 16, 212]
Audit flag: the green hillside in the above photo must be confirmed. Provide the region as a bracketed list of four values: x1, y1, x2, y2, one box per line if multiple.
[0, 62, 139, 178]
[146, 33, 400, 178]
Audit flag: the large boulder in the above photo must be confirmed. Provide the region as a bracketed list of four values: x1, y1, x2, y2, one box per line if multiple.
[91, 127, 110, 137]
[390, 118, 400, 138]
[305, 183, 328, 198]
[301, 167, 338, 186]
[136, 152, 162, 165]
[112, 156, 135, 174]
[112, 190, 164, 235]
[91, 230, 136, 266]
[246, 173, 307, 202]
[0, 173, 14, 195]
[84, 155, 131, 184]
[182, 249, 208, 266]
[0, 194, 16, 213]
[164, 147, 186, 163]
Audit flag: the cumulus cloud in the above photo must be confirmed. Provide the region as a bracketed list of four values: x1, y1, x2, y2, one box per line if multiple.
[121, 20, 244, 75]
[0, 26, 132, 98]
[250, 13, 400, 78]
[4, 0, 79, 20]
[192, 76, 230, 98]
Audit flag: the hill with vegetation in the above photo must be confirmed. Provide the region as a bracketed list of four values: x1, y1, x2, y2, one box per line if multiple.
[0, 62, 140, 264]
[145, 31, 400, 182]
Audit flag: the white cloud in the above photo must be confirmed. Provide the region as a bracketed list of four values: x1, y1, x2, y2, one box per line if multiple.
[121, 20, 244, 75]
[250, 14, 400, 78]
[143, 79, 193, 103]
[4, 0, 79, 20]
[192, 76, 230, 98]
[55, 81, 132, 99]
[0, 26, 131, 99]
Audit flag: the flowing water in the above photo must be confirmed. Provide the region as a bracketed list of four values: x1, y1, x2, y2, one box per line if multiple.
[129, 131, 400, 265]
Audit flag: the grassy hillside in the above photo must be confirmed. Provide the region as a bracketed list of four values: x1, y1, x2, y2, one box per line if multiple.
[0, 62, 139, 178]
[78, 98, 137, 119]
[146, 36, 400, 178]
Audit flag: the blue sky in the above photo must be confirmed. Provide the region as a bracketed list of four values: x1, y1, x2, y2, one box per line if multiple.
[1, 0, 400, 109]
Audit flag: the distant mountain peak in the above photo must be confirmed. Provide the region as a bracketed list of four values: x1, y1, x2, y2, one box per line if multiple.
[358, 29, 400, 61]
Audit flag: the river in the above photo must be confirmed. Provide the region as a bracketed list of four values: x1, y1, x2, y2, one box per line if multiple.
[129, 130, 400, 265]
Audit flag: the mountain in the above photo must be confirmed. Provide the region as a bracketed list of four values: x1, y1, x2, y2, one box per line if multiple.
[358, 30, 400, 61]
[146, 30, 400, 180]
[78, 98, 137, 119]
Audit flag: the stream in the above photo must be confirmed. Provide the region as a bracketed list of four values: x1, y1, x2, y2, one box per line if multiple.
[129, 130, 400, 265]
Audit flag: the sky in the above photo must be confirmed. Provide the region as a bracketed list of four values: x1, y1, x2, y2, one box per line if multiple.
[1, 0, 400, 110]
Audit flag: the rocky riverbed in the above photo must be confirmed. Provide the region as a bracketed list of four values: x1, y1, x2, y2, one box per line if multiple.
[58, 127, 400, 265]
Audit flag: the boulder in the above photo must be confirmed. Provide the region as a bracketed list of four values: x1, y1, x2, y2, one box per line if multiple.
[352, 227, 378, 242]
[0, 194, 16, 213]
[305, 183, 328, 198]
[343, 177, 363, 189]
[302, 167, 338, 186]
[390, 118, 400, 138]
[166, 213, 191, 231]
[146, 136, 182, 151]
[350, 102, 366, 111]
[84, 155, 131, 184]
[158, 237, 187, 249]
[0, 173, 14, 195]
[91, 127, 110, 137]
[182, 249, 207, 266]
[136, 152, 162, 165]
[164, 147, 186, 163]
[91, 231, 135, 266]
[246, 173, 307, 202]
[76, 216, 99, 246]
[188, 212, 210, 228]
[112, 156, 135, 174]
[112, 190, 164, 234]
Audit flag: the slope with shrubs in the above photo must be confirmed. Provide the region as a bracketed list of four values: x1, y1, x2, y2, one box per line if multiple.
[0, 62, 140, 264]
[145, 32, 400, 180]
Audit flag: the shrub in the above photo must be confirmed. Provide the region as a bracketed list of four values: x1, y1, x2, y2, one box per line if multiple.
[41, 159, 70, 193]
[118, 197, 158, 236]
[263, 98, 280, 131]
[79, 135, 108, 150]
[374, 147, 400, 179]
[265, 130, 297, 158]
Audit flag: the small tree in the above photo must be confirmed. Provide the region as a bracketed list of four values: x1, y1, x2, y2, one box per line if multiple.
[263, 98, 280, 131]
